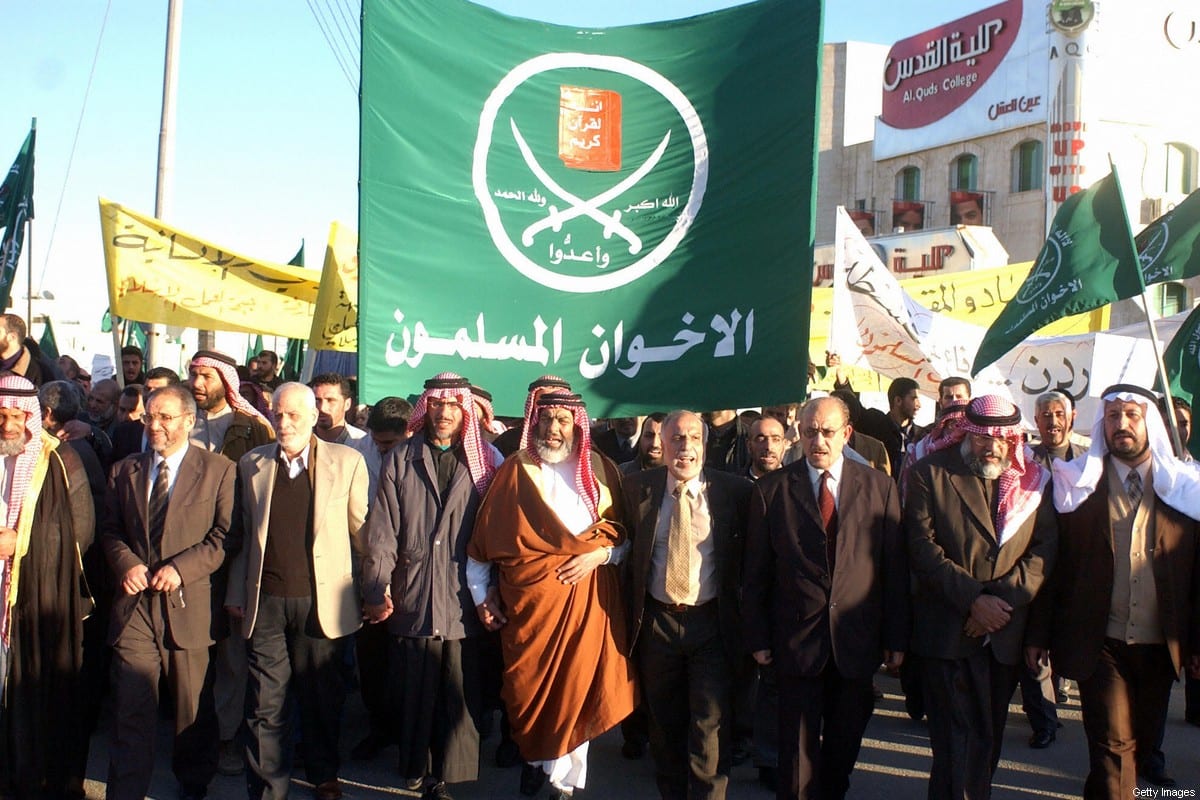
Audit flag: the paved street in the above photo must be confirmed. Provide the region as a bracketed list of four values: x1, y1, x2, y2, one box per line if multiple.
[83, 672, 1200, 799]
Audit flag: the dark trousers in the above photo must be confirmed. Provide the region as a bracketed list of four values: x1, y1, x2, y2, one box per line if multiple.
[1077, 639, 1174, 800]
[922, 647, 1017, 800]
[390, 637, 481, 785]
[107, 594, 218, 800]
[356, 621, 394, 742]
[637, 600, 731, 800]
[1018, 661, 1058, 735]
[777, 663, 874, 800]
[245, 594, 346, 800]
[753, 662, 780, 770]
[1187, 673, 1200, 721]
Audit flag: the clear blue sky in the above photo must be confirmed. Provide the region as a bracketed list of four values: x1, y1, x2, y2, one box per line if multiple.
[0, 0, 960, 345]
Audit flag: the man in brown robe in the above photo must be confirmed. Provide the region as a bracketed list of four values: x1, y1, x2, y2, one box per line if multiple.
[468, 391, 635, 800]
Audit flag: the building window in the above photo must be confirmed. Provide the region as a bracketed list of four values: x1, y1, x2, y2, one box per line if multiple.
[1012, 140, 1043, 192]
[1165, 142, 1198, 194]
[896, 166, 921, 201]
[951, 154, 978, 190]
[1157, 282, 1188, 317]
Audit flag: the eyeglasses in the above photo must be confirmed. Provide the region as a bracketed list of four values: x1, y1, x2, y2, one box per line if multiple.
[143, 412, 186, 426]
[800, 425, 845, 440]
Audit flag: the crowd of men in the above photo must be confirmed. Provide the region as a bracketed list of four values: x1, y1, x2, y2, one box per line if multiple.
[0, 311, 1197, 800]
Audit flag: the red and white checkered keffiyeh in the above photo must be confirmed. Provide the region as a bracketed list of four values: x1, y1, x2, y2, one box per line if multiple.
[407, 372, 496, 495]
[526, 392, 600, 521]
[959, 394, 1048, 545]
[517, 375, 572, 454]
[900, 405, 967, 497]
[0, 374, 46, 645]
[190, 351, 271, 425]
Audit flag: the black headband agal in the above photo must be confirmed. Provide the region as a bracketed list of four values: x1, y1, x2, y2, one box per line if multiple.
[423, 375, 470, 390]
[535, 391, 585, 409]
[965, 400, 1021, 428]
[1100, 384, 1159, 404]
[470, 386, 493, 403]
[528, 375, 571, 392]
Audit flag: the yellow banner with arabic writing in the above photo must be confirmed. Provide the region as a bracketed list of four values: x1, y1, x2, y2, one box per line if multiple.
[809, 260, 1109, 357]
[308, 221, 358, 351]
[99, 198, 319, 338]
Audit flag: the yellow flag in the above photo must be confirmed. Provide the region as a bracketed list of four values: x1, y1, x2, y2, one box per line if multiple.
[308, 222, 358, 351]
[100, 198, 318, 337]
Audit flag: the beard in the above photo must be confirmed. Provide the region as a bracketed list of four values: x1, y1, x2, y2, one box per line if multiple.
[0, 437, 25, 457]
[1108, 433, 1149, 461]
[536, 438, 573, 464]
[961, 440, 1009, 480]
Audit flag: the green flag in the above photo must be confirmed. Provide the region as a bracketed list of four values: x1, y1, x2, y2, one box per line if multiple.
[359, 0, 822, 415]
[288, 242, 305, 268]
[972, 170, 1139, 375]
[124, 320, 148, 352]
[38, 317, 59, 361]
[245, 334, 263, 366]
[1161, 302, 1200, 459]
[101, 308, 113, 333]
[283, 338, 305, 382]
[1137, 189, 1200, 286]
[0, 120, 35, 311]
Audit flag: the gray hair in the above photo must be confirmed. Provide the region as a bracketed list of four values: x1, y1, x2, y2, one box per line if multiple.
[663, 409, 709, 445]
[273, 381, 317, 410]
[39, 380, 85, 423]
[1035, 391, 1073, 412]
[148, 383, 197, 417]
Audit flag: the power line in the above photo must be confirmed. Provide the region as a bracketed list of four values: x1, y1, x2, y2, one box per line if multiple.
[38, 0, 113, 293]
[305, 0, 358, 92]
[325, 0, 361, 75]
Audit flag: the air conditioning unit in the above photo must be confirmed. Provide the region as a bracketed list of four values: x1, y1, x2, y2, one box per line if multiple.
[1141, 197, 1163, 224]
[1140, 193, 1189, 224]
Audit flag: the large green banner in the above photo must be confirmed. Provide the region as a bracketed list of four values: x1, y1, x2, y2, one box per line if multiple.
[360, 0, 822, 415]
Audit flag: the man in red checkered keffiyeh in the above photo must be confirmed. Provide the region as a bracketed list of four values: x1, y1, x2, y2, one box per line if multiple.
[405, 372, 497, 495]
[905, 392, 1055, 800]
[467, 390, 632, 795]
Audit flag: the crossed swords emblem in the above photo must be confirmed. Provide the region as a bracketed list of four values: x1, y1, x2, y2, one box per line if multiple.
[509, 118, 673, 256]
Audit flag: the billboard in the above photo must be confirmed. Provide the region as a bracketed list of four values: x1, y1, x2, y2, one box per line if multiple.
[874, 0, 1048, 159]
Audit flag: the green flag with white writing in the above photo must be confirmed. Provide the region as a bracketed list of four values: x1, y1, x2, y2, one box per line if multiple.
[359, 0, 822, 415]
[1137, 189, 1200, 286]
[1161, 301, 1200, 459]
[972, 171, 1139, 375]
[0, 121, 35, 312]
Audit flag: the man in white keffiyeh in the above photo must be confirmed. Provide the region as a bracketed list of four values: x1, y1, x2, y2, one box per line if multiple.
[1026, 383, 1200, 798]
[905, 394, 1057, 800]
[0, 373, 95, 798]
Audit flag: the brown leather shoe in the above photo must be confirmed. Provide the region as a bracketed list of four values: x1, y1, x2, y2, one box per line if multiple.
[315, 780, 343, 800]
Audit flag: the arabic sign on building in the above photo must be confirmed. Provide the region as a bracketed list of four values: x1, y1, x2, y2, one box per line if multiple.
[812, 226, 1010, 287]
[874, 0, 1048, 160]
[359, 0, 821, 415]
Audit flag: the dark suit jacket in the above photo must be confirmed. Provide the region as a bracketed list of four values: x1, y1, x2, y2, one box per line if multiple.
[744, 458, 909, 680]
[856, 408, 925, 485]
[110, 419, 146, 464]
[905, 446, 1057, 665]
[100, 445, 238, 649]
[621, 466, 752, 656]
[1026, 470, 1200, 680]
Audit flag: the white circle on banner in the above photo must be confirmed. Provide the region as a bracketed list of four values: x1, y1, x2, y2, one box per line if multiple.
[472, 52, 708, 294]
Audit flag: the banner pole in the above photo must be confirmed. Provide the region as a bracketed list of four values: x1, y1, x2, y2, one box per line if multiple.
[1112, 157, 1185, 455]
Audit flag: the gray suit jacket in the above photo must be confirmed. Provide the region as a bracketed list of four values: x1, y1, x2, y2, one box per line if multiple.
[227, 437, 368, 639]
[905, 446, 1057, 665]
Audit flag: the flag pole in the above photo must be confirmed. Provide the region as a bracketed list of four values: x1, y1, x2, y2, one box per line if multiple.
[24, 217, 32, 333]
[1112, 158, 1185, 455]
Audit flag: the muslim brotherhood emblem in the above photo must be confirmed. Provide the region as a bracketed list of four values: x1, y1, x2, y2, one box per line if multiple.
[473, 53, 708, 294]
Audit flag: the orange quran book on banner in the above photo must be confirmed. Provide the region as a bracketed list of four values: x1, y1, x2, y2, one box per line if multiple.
[558, 86, 622, 172]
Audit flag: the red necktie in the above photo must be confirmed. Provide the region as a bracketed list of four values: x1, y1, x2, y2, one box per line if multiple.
[819, 471, 838, 573]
